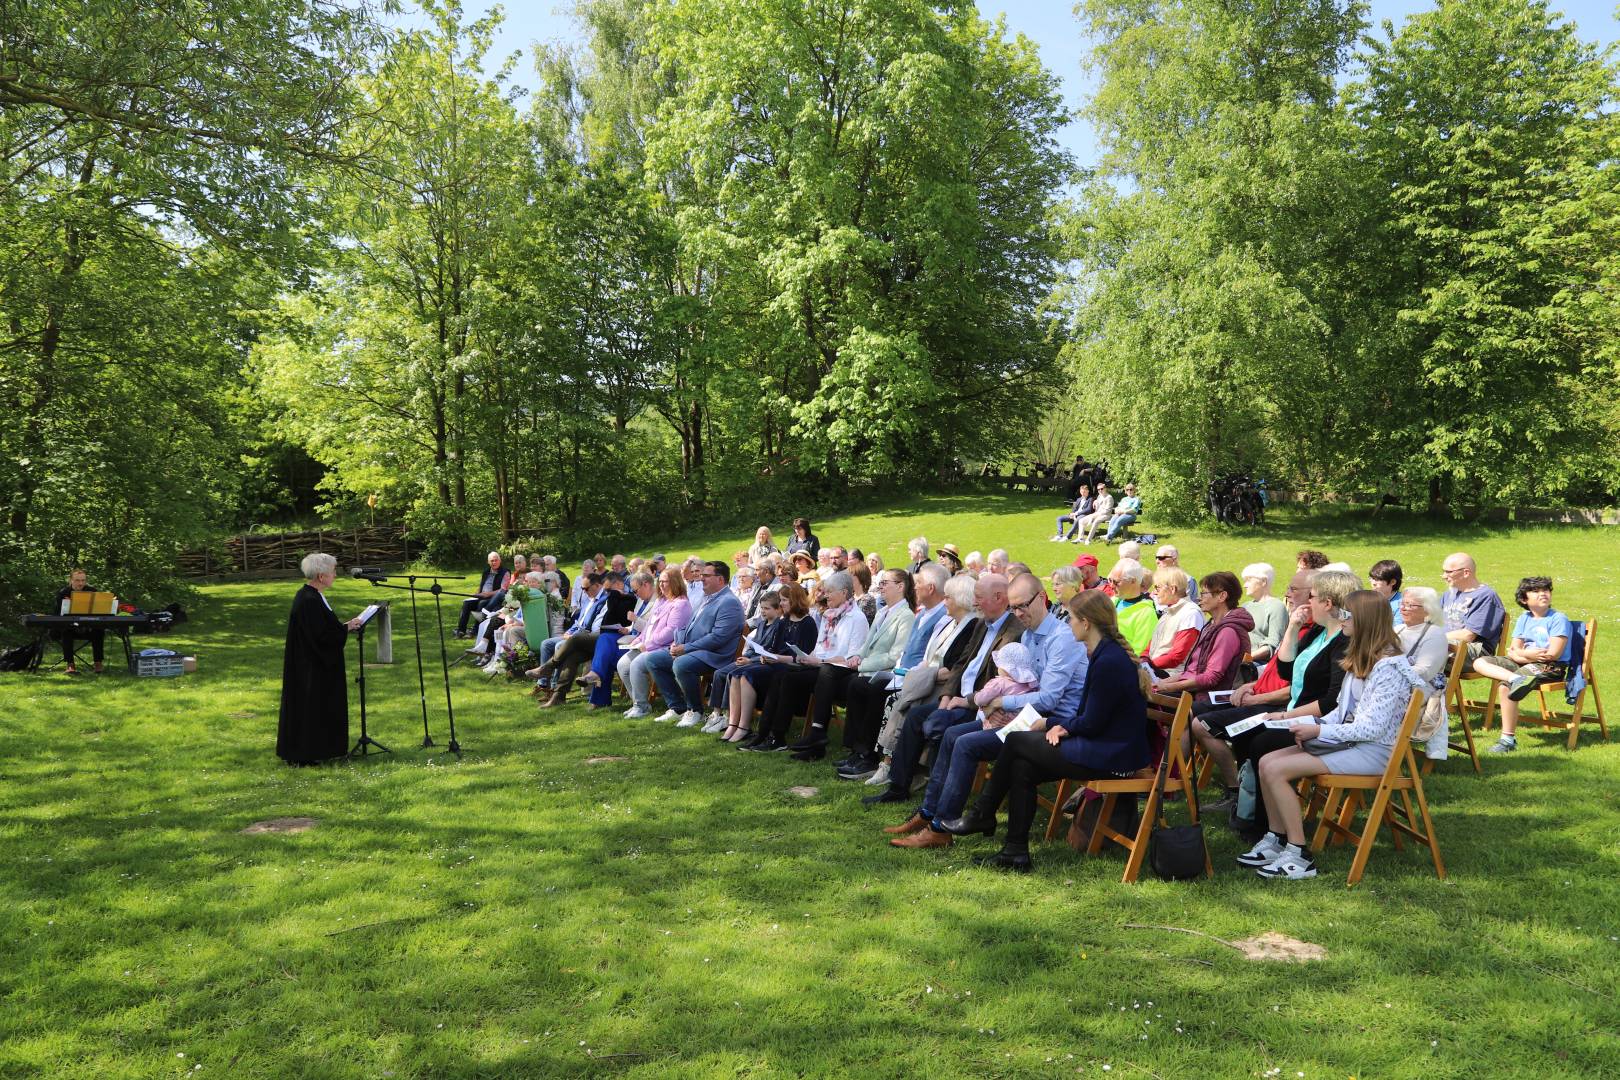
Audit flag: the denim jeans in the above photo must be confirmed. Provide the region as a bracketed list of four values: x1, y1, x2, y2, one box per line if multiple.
[1103, 513, 1138, 541]
[643, 649, 715, 713]
[922, 720, 1004, 824]
[886, 704, 973, 797]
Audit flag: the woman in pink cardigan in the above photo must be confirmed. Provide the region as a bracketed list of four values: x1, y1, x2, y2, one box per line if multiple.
[1154, 571, 1253, 700]
[620, 567, 692, 718]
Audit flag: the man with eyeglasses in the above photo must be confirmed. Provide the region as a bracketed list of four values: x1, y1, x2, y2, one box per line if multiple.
[1154, 545, 1198, 603]
[886, 574, 1085, 846]
[645, 561, 746, 726]
[1440, 553, 1506, 673]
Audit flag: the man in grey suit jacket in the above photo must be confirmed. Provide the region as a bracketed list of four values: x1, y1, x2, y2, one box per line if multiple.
[644, 560, 745, 726]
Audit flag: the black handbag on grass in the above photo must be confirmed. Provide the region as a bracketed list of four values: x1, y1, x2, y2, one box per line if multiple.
[1149, 823, 1208, 881]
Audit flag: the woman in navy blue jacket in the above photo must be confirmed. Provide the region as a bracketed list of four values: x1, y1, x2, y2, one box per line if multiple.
[940, 590, 1152, 871]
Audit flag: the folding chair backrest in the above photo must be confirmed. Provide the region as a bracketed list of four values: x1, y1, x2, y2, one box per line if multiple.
[521, 597, 551, 636]
[1386, 688, 1427, 783]
[1147, 690, 1196, 780]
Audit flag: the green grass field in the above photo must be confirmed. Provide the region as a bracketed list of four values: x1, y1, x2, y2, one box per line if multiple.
[4, 495, 1618, 1078]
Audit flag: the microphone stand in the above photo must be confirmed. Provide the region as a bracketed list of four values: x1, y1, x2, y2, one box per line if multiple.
[358, 573, 475, 757]
[349, 610, 392, 757]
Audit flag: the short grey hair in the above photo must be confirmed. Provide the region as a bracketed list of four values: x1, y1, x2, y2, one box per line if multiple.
[629, 571, 655, 589]
[538, 571, 560, 591]
[542, 555, 558, 568]
[683, 555, 705, 570]
[907, 536, 929, 558]
[301, 552, 337, 580]
[524, 571, 544, 585]
[821, 570, 854, 598]
[488, 550, 501, 560]
[964, 551, 985, 569]
[1050, 566, 1082, 589]
[987, 548, 1009, 565]
[943, 574, 977, 610]
[1241, 562, 1275, 587]
[1112, 558, 1148, 586]
[915, 562, 950, 594]
[1403, 585, 1444, 625]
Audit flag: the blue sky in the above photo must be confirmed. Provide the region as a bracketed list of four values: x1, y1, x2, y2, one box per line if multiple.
[429, 1, 1620, 167]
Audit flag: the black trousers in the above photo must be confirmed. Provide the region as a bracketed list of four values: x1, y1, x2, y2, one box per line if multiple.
[60, 629, 105, 665]
[972, 731, 1116, 851]
[764, 664, 856, 739]
[840, 672, 895, 751]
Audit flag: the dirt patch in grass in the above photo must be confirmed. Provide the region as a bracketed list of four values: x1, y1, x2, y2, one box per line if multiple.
[242, 817, 318, 834]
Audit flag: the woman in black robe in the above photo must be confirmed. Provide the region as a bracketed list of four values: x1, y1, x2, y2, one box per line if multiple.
[278, 552, 363, 765]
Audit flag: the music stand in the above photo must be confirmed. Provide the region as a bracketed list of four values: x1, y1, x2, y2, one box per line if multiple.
[349, 602, 393, 758]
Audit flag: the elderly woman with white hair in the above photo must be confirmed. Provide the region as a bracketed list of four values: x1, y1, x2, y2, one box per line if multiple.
[1241, 562, 1288, 663]
[1397, 585, 1452, 760]
[277, 552, 365, 766]
[748, 570, 870, 757]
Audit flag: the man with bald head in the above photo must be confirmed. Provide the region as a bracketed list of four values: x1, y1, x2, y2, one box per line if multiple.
[1441, 552, 1505, 672]
[864, 572, 1022, 807]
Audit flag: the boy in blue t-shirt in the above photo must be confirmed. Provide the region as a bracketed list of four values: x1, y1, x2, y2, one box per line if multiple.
[1472, 576, 1573, 753]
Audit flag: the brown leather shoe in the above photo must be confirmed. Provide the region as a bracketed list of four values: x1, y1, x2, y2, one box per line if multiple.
[540, 690, 566, 708]
[891, 828, 952, 849]
[882, 812, 929, 836]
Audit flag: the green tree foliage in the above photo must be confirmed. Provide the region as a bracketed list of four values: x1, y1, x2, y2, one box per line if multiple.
[1065, 0, 1619, 520]
[0, 0, 377, 616]
[1348, 0, 1620, 511]
[644, 0, 1074, 485]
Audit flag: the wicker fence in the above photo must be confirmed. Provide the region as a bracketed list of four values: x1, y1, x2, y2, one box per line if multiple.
[178, 526, 415, 579]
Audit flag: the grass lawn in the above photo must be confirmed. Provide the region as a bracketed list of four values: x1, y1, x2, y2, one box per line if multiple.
[3, 494, 1618, 1078]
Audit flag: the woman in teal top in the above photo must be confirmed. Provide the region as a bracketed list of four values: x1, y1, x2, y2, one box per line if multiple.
[1103, 484, 1144, 542]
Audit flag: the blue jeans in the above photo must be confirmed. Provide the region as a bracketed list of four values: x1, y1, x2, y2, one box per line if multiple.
[887, 704, 973, 796]
[643, 650, 715, 713]
[1104, 513, 1138, 541]
[922, 721, 1005, 824]
[535, 636, 565, 683]
[1056, 514, 1079, 538]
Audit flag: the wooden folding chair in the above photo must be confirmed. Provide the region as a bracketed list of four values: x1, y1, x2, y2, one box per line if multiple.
[1306, 689, 1444, 887]
[1526, 620, 1607, 750]
[1040, 692, 1209, 883]
[1455, 634, 1505, 731]
[1423, 645, 1483, 775]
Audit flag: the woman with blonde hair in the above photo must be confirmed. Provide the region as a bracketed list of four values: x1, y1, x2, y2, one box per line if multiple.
[748, 526, 779, 564]
[1240, 590, 1429, 879]
[619, 567, 693, 719]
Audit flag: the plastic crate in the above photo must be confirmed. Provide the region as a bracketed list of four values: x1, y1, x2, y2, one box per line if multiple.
[136, 653, 184, 678]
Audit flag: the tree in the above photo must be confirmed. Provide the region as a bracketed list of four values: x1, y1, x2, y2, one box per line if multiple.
[0, 0, 378, 617]
[1348, 0, 1620, 511]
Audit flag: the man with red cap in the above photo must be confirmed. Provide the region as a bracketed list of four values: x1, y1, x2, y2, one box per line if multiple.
[1072, 553, 1108, 594]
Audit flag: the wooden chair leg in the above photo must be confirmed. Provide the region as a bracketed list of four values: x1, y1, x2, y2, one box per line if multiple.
[1309, 787, 1345, 852]
[1121, 794, 1154, 884]
[1594, 682, 1608, 740]
[1345, 785, 1395, 887]
[1043, 779, 1073, 843]
[1410, 775, 1446, 880]
[1086, 795, 1114, 856]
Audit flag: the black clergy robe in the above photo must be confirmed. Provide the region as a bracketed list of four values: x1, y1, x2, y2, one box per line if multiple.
[277, 584, 350, 763]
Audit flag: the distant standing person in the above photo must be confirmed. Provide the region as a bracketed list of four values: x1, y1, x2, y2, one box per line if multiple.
[278, 553, 364, 766]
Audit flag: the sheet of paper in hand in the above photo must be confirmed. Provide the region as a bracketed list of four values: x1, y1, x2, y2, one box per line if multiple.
[1223, 715, 1268, 738]
[996, 704, 1043, 741]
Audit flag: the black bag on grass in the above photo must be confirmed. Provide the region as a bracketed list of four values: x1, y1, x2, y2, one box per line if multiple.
[0, 639, 43, 672]
[1149, 823, 1207, 881]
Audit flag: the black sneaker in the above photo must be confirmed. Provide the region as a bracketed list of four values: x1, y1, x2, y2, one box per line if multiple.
[745, 737, 784, 753]
[1507, 675, 1539, 702]
[790, 745, 826, 762]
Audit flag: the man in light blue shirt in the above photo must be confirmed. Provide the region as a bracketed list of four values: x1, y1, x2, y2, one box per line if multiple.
[889, 574, 1089, 842]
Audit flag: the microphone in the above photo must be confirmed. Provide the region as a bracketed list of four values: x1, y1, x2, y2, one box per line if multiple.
[351, 567, 387, 581]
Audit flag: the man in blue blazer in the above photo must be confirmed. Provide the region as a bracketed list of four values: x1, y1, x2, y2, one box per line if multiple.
[644, 560, 745, 726]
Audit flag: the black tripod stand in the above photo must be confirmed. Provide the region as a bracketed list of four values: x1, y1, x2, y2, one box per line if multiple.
[349, 606, 392, 757]
[355, 570, 472, 757]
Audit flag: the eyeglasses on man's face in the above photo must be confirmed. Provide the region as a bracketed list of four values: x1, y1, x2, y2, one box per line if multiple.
[1009, 595, 1039, 614]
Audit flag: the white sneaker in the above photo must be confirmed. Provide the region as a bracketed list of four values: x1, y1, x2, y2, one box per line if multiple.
[1236, 832, 1286, 868]
[653, 708, 680, 723]
[675, 710, 704, 728]
[701, 712, 727, 733]
[864, 760, 891, 786]
[624, 705, 651, 719]
[1256, 844, 1318, 880]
